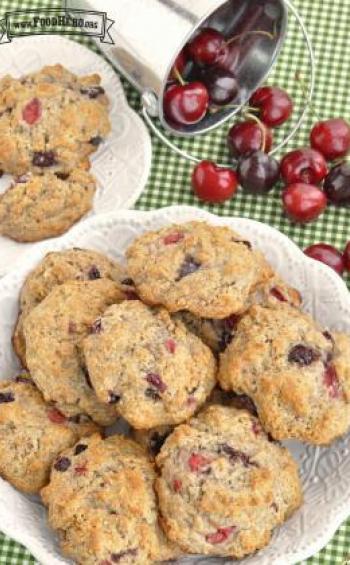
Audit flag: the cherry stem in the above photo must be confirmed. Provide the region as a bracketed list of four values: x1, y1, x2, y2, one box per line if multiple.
[244, 111, 267, 152]
[333, 156, 350, 166]
[295, 71, 320, 121]
[209, 104, 258, 115]
[173, 67, 185, 86]
[226, 30, 275, 46]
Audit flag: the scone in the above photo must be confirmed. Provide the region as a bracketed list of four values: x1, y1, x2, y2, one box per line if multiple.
[13, 248, 131, 368]
[126, 221, 273, 319]
[218, 303, 350, 445]
[0, 168, 95, 242]
[177, 274, 301, 353]
[156, 405, 302, 558]
[133, 387, 257, 457]
[83, 300, 216, 428]
[23, 280, 124, 425]
[0, 375, 97, 493]
[41, 434, 180, 564]
[0, 64, 110, 175]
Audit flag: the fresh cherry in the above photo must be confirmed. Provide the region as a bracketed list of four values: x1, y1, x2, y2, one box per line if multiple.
[227, 121, 273, 158]
[280, 148, 328, 185]
[216, 43, 240, 73]
[201, 68, 239, 106]
[323, 162, 350, 205]
[282, 183, 327, 223]
[250, 86, 293, 127]
[187, 28, 227, 66]
[237, 150, 280, 194]
[170, 50, 186, 80]
[192, 160, 238, 203]
[343, 241, 350, 271]
[304, 243, 345, 275]
[163, 82, 209, 125]
[310, 119, 350, 160]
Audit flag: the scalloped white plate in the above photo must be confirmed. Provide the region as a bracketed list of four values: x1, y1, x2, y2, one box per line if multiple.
[0, 35, 152, 277]
[1, 206, 350, 565]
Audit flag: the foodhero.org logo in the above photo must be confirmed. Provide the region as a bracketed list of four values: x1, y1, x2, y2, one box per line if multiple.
[0, 7, 114, 44]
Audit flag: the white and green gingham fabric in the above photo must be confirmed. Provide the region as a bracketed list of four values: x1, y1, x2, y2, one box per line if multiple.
[0, 0, 349, 562]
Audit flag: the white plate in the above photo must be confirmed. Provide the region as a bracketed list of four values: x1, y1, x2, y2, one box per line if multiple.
[0, 205, 350, 565]
[0, 35, 152, 277]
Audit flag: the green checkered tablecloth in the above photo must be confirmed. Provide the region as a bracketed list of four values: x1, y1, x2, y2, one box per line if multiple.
[0, 0, 350, 562]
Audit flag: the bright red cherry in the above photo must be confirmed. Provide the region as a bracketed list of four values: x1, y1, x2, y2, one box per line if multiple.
[22, 97, 42, 125]
[282, 183, 327, 223]
[250, 86, 293, 127]
[227, 121, 273, 158]
[281, 148, 328, 185]
[343, 241, 350, 271]
[170, 50, 186, 80]
[187, 28, 227, 66]
[304, 243, 345, 275]
[310, 119, 350, 161]
[163, 82, 209, 125]
[192, 160, 238, 203]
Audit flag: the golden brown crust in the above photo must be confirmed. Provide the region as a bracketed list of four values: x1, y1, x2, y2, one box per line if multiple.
[218, 304, 350, 445]
[41, 434, 180, 564]
[155, 405, 302, 558]
[176, 273, 301, 354]
[23, 280, 124, 425]
[126, 221, 273, 319]
[0, 64, 110, 175]
[0, 169, 95, 242]
[0, 377, 98, 493]
[13, 248, 129, 368]
[83, 300, 216, 428]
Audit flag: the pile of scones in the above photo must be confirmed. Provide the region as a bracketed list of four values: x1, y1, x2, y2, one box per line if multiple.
[1, 220, 350, 564]
[0, 64, 110, 243]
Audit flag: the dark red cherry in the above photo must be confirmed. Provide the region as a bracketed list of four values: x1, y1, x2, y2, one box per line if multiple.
[227, 121, 273, 158]
[177, 256, 201, 279]
[0, 392, 15, 403]
[187, 28, 227, 66]
[323, 162, 350, 205]
[323, 364, 342, 398]
[237, 150, 280, 194]
[170, 50, 186, 80]
[282, 183, 327, 223]
[281, 148, 328, 185]
[250, 86, 293, 127]
[54, 457, 71, 472]
[343, 241, 350, 271]
[288, 344, 320, 366]
[310, 119, 350, 160]
[192, 160, 238, 203]
[145, 373, 167, 393]
[201, 68, 239, 106]
[163, 82, 209, 125]
[216, 43, 240, 73]
[32, 151, 56, 167]
[304, 243, 345, 275]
